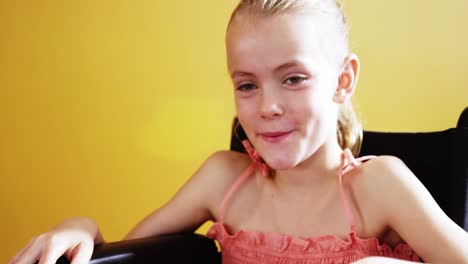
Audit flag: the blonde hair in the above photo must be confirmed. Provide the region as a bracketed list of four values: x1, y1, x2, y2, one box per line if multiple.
[229, 0, 362, 156]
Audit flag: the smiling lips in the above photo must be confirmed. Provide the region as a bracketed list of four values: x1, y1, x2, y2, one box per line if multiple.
[259, 131, 293, 143]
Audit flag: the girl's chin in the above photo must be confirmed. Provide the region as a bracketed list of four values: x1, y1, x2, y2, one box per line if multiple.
[263, 158, 297, 171]
[257, 144, 300, 170]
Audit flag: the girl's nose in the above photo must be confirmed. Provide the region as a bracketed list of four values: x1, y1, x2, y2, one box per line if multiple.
[259, 89, 284, 119]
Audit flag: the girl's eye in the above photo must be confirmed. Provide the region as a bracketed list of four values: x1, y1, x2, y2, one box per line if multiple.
[284, 76, 306, 85]
[237, 83, 257, 92]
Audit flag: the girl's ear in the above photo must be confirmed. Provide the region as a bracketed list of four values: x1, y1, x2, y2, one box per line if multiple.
[334, 53, 360, 104]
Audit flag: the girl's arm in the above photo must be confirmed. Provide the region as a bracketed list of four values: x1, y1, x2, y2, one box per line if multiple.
[124, 150, 236, 239]
[9, 151, 236, 264]
[366, 156, 468, 263]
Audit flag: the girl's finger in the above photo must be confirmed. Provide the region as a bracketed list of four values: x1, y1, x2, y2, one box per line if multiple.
[8, 239, 34, 264]
[70, 241, 93, 264]
[38, 238, 69, 264]
[11, 238, 43, 264]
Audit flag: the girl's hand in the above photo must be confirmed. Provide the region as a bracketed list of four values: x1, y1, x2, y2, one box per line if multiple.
[8, 217, 102, 264]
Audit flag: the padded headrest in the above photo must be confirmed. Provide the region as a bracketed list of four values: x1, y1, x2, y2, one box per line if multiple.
[457, 107, 468, 129]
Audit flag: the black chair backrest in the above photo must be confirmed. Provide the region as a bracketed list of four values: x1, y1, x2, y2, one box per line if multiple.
[360, 107, 468, 231]
[230, 107, 468, 231]
[48, 233, 221, 264]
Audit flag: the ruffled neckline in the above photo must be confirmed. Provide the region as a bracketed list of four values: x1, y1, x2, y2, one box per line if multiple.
[207, 221, 420, 261]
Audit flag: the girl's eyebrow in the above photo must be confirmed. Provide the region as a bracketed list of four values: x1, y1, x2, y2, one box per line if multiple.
[273, 60, 306, 73]
[231, 71, 254, 78]
[231, 60, 306, 78]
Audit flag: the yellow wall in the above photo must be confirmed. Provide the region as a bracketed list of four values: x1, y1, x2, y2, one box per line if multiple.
[345, 1, 468, 130]
[1, 0, 467, 262]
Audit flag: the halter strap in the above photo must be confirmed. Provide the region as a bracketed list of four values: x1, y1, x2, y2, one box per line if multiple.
[218, 140, 269, 222]
[217, 145, 377, 232]
[339, 149, 376, 233]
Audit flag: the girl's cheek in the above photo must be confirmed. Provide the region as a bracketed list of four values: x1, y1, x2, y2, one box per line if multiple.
[236, 104, 253, 128]
[236, 98, 257, 115]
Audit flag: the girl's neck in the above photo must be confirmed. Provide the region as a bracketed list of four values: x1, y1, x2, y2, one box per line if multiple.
[263, 140, 345, 194]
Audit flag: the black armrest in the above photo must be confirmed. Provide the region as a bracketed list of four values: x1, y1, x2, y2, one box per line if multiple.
[50, 233, 221, 264]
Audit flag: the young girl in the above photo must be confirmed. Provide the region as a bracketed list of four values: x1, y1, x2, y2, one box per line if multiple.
[9, 0, 468, 263]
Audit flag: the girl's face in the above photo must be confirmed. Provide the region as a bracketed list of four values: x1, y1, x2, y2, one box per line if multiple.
[227, 13, 346, 170]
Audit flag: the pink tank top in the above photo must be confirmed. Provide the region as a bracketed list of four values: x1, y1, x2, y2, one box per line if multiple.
[207, 140, 421, 263]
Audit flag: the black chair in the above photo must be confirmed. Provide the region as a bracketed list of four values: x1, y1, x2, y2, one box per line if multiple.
[359, 114, 468, 230]
[52, 107, 468, 263]
[52, 233, 221, 264]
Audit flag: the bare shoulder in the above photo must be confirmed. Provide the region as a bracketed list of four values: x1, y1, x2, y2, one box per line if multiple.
[349, 155, 468, 262]
[348, 155, 415, 196]
[123, 150, 254, 239]
[347, 155, 423, 212]
[342, 155, 419, 238]
[353, 154, 437, 216]
[193, 150, 253, 209]
[200, 150, 252, 184]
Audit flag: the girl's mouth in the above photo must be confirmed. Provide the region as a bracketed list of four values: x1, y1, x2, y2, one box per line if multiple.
[259, 131, 293, 143]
